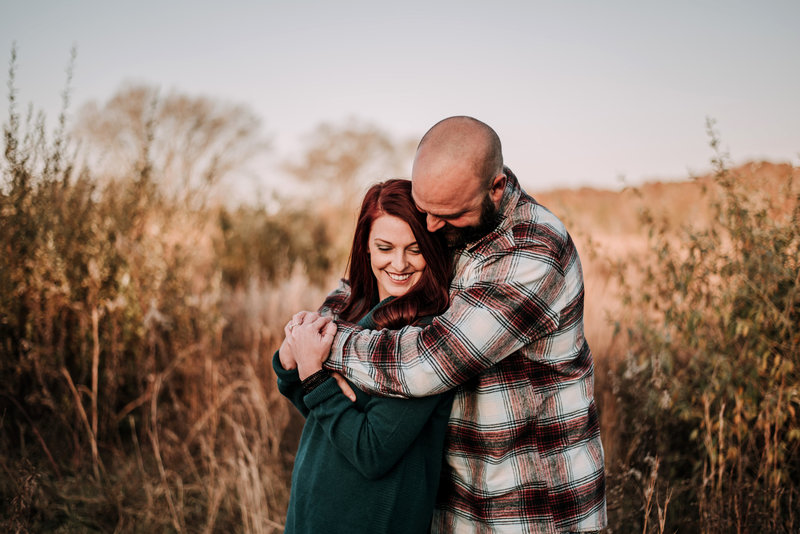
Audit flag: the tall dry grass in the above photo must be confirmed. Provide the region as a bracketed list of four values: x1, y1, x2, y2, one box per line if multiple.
[563, 124, 798, 532]
[0, 48, 342, 532]
[3, 47, 798, 532]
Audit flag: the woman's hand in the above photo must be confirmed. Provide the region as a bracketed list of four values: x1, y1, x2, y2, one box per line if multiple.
[278, 320, 299, 370]
[288, 316, 338, 380]
[282, 312, 355, 401]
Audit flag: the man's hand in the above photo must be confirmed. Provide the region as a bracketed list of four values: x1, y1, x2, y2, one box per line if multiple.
[291, 310, 323, 326]
[283, 313, 354, 401]
[288, 316, 337, 380]
[279, 311, 323, 370]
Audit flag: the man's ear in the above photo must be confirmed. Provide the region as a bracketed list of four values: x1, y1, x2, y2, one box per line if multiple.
[489, 173, 507, 204]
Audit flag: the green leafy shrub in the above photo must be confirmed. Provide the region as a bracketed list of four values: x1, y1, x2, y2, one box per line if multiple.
[610, 121, 799, 532]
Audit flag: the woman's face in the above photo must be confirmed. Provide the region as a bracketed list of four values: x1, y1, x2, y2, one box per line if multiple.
[368, 214, 427, 301]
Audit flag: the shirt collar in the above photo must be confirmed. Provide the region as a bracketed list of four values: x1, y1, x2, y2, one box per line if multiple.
[461, 166, 521, 252]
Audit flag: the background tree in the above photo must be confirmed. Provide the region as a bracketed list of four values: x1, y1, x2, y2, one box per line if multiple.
[73, 84, 269, 207]
[282, 118, 417, 267]
[283, 118, 416, 207]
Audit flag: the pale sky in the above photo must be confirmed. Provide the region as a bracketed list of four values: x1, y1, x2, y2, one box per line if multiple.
[2, 0, 799, 194]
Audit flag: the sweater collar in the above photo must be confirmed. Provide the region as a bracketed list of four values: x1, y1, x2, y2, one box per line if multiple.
[357, 296, 395, 329]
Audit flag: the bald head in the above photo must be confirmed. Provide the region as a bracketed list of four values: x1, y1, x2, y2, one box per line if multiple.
[415, 116, 503, 187]
[411, 117, 507, 239]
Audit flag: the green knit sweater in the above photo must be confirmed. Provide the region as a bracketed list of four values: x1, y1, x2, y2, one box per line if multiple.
[273, 299, 454, 534]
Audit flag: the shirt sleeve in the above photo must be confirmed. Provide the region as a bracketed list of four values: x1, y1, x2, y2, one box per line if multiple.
[272, 350, 309, 418]
[317, 278, 352, 318]
[324, 244, 567, 397]
[303, 379, 451, 480]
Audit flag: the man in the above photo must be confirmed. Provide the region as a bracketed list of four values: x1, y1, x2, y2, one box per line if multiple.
[294, 116, 606, 533]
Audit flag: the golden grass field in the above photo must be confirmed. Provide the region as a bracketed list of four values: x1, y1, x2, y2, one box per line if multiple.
[2, 137, 798, 533]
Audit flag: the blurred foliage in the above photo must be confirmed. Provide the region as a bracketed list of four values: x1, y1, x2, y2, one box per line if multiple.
[216, 205, 335, 287]
[609, 119, 799, 532]
[4, 43, 799, 533]
[0, 46, 333, 532]
[73, 83, 270, 208]
[283, 118, 416, 206]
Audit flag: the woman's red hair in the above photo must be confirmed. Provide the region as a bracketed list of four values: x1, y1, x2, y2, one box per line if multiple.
[340, 179, 452, 329]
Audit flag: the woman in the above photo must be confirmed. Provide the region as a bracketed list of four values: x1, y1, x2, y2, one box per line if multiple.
[273, 179, 454, 534]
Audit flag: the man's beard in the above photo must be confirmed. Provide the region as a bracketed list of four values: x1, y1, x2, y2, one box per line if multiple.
[443, 193, 500, 249]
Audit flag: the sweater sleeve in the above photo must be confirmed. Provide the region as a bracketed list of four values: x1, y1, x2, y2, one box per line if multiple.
[272, 350, 309, 418]
[303, 378, 451, 480]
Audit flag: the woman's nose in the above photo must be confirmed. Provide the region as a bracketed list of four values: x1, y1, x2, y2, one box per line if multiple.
[391, 252, 408, 270]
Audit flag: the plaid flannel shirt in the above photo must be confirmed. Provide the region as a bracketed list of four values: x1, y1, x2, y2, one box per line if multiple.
[321, 170, 606, 533]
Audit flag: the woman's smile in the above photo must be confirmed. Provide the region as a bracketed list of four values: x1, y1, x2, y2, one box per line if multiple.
[368, 214, 427, 301]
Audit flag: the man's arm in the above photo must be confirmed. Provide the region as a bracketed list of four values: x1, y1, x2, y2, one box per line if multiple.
[317, 278, 352, 318]
[324, 245, 569, 397]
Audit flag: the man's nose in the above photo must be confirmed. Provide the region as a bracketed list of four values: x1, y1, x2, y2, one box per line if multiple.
[426, 214, 445, 232]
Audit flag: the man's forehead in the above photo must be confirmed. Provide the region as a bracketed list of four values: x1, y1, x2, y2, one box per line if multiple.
[412, 177, 482, 217]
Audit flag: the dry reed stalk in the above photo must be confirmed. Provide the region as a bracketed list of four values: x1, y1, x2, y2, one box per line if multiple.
[91, 306, 100, 443]
[642, 456, 658, 534]
[656, 487, 672, 534]
[241, 361, 284, 460]
[60, 367, 104, 479]
[195, 433, 227, 531]
[717, 401, 725, 502]
[226, 414, 281, 534]
[771, 375, 786, 517]
[701, 394, 713, 529]
[149, 373, 183, 533]
[183, 378, 249, 446]
[733, 393, 743, 534]
[201, 480, 226, 534]
[114, 380, 154, 425]
[640, 456, 671, 534]
[128, 415, 154, 517]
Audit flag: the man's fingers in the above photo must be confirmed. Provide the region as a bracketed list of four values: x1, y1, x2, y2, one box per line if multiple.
[331, 372, 356, 402]
[310, 315, 332, 332]
[323, 321, 337, 339]
[294, 311, 321, 325]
